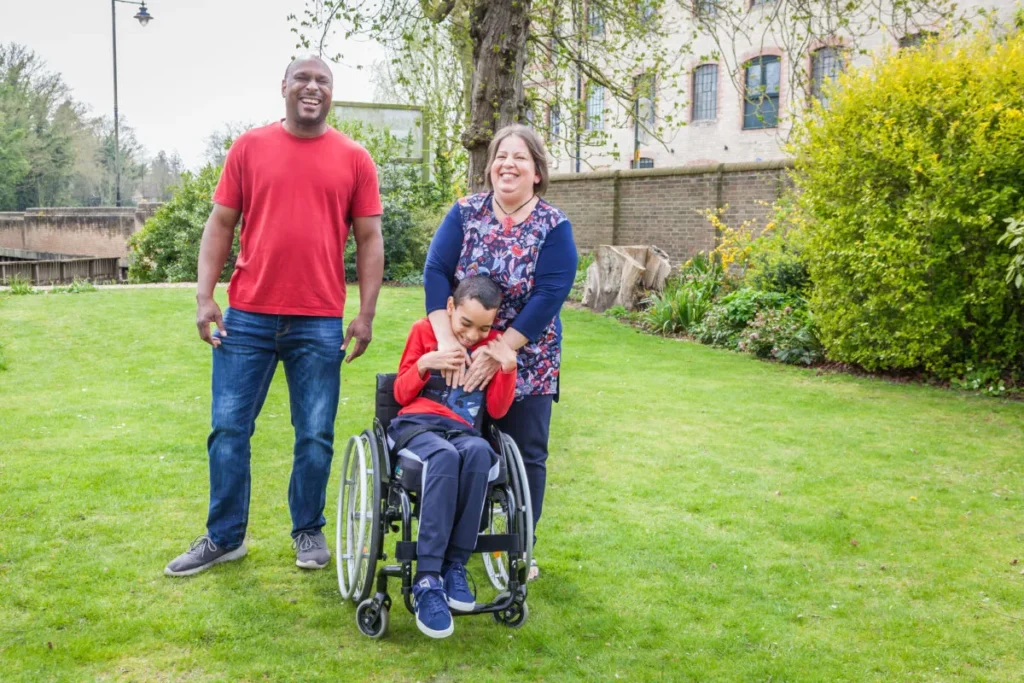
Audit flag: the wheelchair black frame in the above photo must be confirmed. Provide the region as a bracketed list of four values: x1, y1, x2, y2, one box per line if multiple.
[351, 416, 531, 636]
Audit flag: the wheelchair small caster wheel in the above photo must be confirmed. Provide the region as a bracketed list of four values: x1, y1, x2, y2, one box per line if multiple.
[492, 599, 528, 628]
[356, 599, 389, 638]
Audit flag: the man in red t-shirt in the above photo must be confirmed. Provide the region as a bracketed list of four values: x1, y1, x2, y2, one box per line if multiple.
[165, 55, 384, 577]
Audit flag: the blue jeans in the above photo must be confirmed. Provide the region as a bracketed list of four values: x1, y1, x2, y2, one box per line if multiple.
[205, 307, 344, 550]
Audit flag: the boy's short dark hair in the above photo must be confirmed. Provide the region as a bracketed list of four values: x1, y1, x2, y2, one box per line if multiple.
[453, 275, 503, 310]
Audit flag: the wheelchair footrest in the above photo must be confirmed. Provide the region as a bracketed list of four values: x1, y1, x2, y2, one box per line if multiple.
[473, 534, 519, 554]
[395, 535, 519, 561]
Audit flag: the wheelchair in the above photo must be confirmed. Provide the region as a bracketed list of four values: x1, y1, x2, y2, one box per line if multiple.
[335, 373, 533, 638]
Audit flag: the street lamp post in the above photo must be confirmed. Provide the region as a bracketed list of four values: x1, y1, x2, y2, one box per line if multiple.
[110, 0, 153, 207]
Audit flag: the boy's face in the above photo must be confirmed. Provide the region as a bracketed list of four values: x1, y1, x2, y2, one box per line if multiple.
[447, 296, 498, 348]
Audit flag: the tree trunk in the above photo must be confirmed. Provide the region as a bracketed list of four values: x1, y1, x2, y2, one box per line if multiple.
[581, 245, 672, 313]
[462, 0, 532, 191]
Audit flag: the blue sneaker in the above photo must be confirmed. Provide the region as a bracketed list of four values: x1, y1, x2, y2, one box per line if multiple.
[442, 562, 476, 612]
[412, 575, 453, 638]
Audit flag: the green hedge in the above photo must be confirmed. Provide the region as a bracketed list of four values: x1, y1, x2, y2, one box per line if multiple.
[127, 165, 230, 283]
[793, 28, 1024, 381]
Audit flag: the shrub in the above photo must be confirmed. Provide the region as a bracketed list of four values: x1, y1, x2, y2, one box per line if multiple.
[345, 197, 440, 282]
[721, 288, 794, 328]
[570, 251, 594, 302]
[6, 274, 38, 295]
[999, 216, 1024, 289]
[693, 304, 738, 347]
[49, 279, 97, 294]
[128, 165, 231, 283]
[694, 288, 799, 349]
[642, 254, 723, 334]
[744, 196, 811, 296]
[792, 27, 1024, 380]
[738, 307, 823, 366]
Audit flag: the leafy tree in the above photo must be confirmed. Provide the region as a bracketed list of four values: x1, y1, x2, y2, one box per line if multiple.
[92, 115, 146, 206]
[141, 150, 185, 202]
[369, 20, 470, 193]
[203, 121, 257, 167]
[289, 0, 686, 187]
[0, 43, 81, 209]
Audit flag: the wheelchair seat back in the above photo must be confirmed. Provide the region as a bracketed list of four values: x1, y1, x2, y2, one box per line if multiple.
[375, 373, 402, 435]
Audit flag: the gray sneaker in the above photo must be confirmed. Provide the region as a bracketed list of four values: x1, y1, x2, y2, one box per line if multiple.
[293, 531, 330, 569]
[164, 535, 247, 577]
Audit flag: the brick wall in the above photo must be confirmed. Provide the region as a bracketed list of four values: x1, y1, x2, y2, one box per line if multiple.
[544, 160, 793, 264]
[0, 203, 162, 259]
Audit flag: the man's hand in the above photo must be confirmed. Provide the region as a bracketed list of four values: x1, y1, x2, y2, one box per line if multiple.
[342, 314, 373, 363]
[482, 338, 518, 373]
[196, 296, 225, 347]
[417, 348, 470, 376]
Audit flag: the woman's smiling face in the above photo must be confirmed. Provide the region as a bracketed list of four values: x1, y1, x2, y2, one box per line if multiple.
[490, 134, 540, 199]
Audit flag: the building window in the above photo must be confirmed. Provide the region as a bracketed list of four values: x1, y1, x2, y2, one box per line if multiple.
[639, 0, 656, 24]
[697, 0, 718, 18]
[810, 47, 843, 107]
[586, 84, 604, 131]
[692, 64, 718, 121]
[634, 73, 656, 143]
[549, 105, 561, 137]
[588, 6, 604, 37]
[743, 55, 781, 129]
[750, 0, 774, 6]
[899, 31, 937, 49]
[631, 157, 655, 169]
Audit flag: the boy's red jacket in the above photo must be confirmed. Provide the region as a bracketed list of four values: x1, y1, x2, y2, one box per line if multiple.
[394, 318, 516, 426]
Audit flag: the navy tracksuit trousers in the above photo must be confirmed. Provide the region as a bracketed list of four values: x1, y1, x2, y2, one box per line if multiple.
[388, 413, 494, 574]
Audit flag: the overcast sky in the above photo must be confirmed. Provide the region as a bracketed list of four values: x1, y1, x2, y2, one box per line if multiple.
[1, 0, 384, 169]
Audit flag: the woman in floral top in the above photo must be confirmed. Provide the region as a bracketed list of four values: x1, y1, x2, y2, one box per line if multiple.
[423, 124, 578, 581]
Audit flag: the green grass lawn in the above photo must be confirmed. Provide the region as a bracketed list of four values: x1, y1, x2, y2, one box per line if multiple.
[1, 286, 1023, 682]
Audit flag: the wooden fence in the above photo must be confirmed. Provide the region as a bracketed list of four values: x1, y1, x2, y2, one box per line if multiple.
[0, 257, 122, 285]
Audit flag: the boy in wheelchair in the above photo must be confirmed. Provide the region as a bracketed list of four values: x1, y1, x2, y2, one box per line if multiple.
[387, 275, 518, 638]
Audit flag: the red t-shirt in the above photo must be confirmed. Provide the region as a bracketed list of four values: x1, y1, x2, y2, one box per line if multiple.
[394, 319, 517, 427]
[212, 122, 382, 317]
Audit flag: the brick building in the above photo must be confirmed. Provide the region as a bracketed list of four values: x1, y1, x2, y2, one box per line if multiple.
[540, 0, 1019, 173]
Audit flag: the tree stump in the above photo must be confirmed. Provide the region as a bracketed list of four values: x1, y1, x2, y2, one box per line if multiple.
[581, 245, 672, 313]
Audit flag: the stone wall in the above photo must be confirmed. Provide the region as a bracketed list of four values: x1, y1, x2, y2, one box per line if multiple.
[545, 160, 793, 264]
[0, 203, 162, 259]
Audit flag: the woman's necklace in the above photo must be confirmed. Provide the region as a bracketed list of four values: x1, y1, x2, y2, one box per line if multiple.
[493, 194, 536, 230]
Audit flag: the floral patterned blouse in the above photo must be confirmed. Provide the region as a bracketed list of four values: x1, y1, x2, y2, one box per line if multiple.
[423, 192, 578, 399]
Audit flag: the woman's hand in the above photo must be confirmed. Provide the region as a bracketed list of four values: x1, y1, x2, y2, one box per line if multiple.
[464, 341, 507, 392]
[482, 338, 518, 374]
[417, 348, 470, 376]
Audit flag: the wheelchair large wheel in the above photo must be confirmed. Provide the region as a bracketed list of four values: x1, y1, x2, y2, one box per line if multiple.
[482, 491, 512, 591]
[500, 432, 533, 586]
[336, 430, 381, 603]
